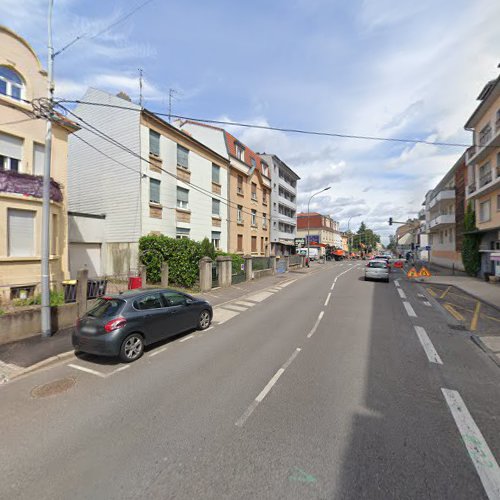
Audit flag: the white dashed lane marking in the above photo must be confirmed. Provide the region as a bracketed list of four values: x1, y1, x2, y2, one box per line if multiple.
[414, 326, 443, 364]
[403, 301, 417, 317]
[397, 288, 407, 300]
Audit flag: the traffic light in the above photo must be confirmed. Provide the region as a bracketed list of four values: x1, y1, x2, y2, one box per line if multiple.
[388, 217, 393, 225]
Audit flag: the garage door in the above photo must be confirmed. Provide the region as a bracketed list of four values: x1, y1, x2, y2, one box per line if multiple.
[69, 243, 102, 278]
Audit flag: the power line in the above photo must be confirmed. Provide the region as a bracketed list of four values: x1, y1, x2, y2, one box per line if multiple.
[54, 0, 155, 57]
[56, 98, 476, 149]
[57, 103, 269, 220]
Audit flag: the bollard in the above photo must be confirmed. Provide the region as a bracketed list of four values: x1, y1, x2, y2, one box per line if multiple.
[199, 257, 213, 292]
[244, 255, 253, 281]
[76, 268, 89, 319]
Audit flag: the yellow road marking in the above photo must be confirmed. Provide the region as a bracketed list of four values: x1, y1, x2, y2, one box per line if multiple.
[427, 288, 437, 297]
[440, 286, 451, 299]
[470, 301, 481, 331]
[484, 314, 500, 323]
[443, 303, 465, 321]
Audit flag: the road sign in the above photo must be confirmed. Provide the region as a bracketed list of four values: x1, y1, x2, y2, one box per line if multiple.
[294, 238, 305, 247]
[419, 266, 431, 277]
[407, 267, 419, 278]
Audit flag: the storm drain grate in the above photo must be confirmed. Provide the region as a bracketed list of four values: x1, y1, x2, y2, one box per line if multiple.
[31, 377, 76, 398]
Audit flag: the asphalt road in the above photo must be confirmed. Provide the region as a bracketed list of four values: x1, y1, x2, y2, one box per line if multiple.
[1, 261, 500, 499]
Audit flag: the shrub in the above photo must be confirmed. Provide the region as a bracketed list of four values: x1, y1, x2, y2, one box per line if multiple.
[139, 235, 204, 288]
[200, 237, 216, 260]
[13, 290, 65, 308]
[461, 202, 481, 276]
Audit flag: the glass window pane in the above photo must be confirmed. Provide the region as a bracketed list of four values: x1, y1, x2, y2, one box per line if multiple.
[0, 66, 23, 84]
[212, 164, 220, 183]
[149, 129, 160, 156]
[177, 187, 189, 202]
[0, 79, 6, 96]
[212, 198, 220, 215]
[135, 293, 163, 310]
[177, 145, 189, 168]
[150, 178, 160, 203]
[11, 85, 21, 100]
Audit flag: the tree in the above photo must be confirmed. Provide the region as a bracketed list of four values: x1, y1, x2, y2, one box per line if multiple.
[461, 202, 481, 276]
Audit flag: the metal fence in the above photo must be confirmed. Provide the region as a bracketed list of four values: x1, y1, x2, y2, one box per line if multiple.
[212, 262, 219, 288]
[252, 257, 271, 271]
[63, 278, 109, 303]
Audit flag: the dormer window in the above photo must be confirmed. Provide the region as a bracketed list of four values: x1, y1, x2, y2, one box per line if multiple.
[0, 66, 24, 101]
[235, 143, 244, 160]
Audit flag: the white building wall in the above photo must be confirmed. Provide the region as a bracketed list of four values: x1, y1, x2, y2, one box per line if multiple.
[67, 88, 142, 243]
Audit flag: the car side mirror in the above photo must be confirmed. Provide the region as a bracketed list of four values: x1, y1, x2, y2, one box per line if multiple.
[185, 298, 194, 305]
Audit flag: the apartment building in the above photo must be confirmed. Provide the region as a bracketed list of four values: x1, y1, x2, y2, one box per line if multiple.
[464, 72, 500, 278]
[258, 153, 300, 256]
[296, 212, 340, 253]
[422, 153, 466, 271]
[175, 121, 271, 256]
[68, 88, 229, 276]
[0, 26, 78, 302]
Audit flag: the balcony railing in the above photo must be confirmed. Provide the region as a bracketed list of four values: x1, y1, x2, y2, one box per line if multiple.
[468, 182, 477, 194]
[0, 170, 63, 202]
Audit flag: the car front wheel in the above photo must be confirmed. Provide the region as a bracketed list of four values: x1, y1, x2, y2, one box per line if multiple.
[198, 310, 211, 330]
[119, 333, 144, 363]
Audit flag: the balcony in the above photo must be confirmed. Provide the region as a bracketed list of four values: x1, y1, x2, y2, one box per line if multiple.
[428, 189, 455, 209]
[479, 171, 493, 188]
[428, 213, 455, 230]
[0, 170, 63, 202]
[468, 123, 500, 165]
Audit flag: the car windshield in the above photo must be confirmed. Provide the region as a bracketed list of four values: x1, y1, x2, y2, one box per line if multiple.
[86, 298, 125, 318]
[368, 261, 387, 268]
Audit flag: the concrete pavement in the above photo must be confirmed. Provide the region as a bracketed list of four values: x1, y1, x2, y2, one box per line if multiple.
[0, 261, 499, 499]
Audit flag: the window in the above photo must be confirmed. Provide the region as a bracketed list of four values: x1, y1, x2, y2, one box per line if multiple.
[177, 145, 189, 169]
[177, 187, 189, 209]
[0, 66, 24, 100]
[261, 161, 269, 177]
[237, 175, 244, 194]
[479, 123, 492, 146]
[149, 129, 160, 156]
[237, 234, 243, 252]
[439, 231, 444, 244]
[496, 109, 500, 129]
[261, 237, 264, 253]
[212, 164, 220, 184]
[479, 161, 492, 187]
[211, 231, 221, 250]
[235, 143, 244, 160]
[0, 132, 22, 171]
[8, 209, 35, 257]
[86, 298, 125, 318]
[449, 228, 453, 243]
[176, 227, 190, 239]
[497, 194, 500, 211]
[251, 209, 257, 226]
[161, 291, 187, 307]
[262, 213, 267, 229]
[33, 143, 45, 175]
[212, 198, 220, 216]
[237, 205, 243, 223]
[251, 158, 256, 169]
[251, 236, 257, 253]
[251, 183, 257, 200]
[479, 199, 491, 222]
[149, 178, 161, 204]
[134, 293, 163, 310]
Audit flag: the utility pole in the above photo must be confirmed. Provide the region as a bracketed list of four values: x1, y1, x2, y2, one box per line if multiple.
[138, 68, 143, 107]
[41, 0, 55, 337]
[307, 187, 330, 264]
[168, 88, 178, 123]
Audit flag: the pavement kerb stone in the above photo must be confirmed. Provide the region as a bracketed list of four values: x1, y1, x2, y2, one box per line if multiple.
[7, 350, 75, 383]
[470, 334, 500, 369]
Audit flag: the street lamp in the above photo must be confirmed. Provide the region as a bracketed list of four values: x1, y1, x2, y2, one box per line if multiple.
[307, 187, 331, 265]
[346, 214, 361, 259]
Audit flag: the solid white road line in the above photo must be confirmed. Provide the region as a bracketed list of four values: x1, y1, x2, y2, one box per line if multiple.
[245, 291, 274, 302]
[279, 279, 296, 288]
[221, 304, 248, 312]
[68, 364, 107, 378]
[442, 388, 500, 500]
[397, 288, 407, 300]
[307, 311, 325, 339]
[324, 293, 332, 306]
[394, 280, 400, 288]
[330, 282, 335, 290]
[414, 326, 443, 364]
[213, 308, 240, 325]
[235, 301, 256, 307]
[110, 365, 130, 374]
[403, 301, 417, 317]
[149, 346, 168, 357]
[179, 334, 195, 343]
[235, 348, 301, 427]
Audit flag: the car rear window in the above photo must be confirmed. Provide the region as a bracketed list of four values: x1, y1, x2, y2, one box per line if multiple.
[368, 261, 387, 268]
[86, 298, 125, 318]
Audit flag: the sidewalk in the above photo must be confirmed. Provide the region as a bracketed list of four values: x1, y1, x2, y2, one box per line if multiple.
[0, 263, 323, 383]
[415, 275, 500, 310]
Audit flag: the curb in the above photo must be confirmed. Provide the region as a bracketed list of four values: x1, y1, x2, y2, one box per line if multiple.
[470, 334, 500, 369]
[7, 350, 75, 383]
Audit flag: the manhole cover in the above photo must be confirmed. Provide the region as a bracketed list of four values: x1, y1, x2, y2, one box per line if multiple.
[31, 377, 75, 398]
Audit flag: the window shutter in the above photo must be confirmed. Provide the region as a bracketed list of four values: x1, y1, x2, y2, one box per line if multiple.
[149, 130, 160, 156]
[33, 143, 45, 175]
[150, 179, 160, 203]
[212, 198, 220, 215]
[0, 132, 22, 159]
[212, 164, 220, 183]
[8, 209, 35, 257]
[177, 187, 189, 202]
[177, 145, 189, 168]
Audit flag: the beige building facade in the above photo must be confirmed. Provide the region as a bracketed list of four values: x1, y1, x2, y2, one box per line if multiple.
[0, 26, 77, 302]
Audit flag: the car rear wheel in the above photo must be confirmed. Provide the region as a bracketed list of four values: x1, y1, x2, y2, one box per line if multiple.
[197, 310, 211, 330]
[119, 333, 144, 363]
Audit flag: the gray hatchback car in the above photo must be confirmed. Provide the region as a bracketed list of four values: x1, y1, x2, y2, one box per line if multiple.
[364, 260, 390, 282]
[72, 289, 213, 362]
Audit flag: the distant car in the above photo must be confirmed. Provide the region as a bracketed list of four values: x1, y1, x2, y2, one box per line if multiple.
[365, 260, 390, 282]
[72, 289, 213, 362]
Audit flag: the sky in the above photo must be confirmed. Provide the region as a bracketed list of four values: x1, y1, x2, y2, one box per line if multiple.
[1, 0, 499, 243]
